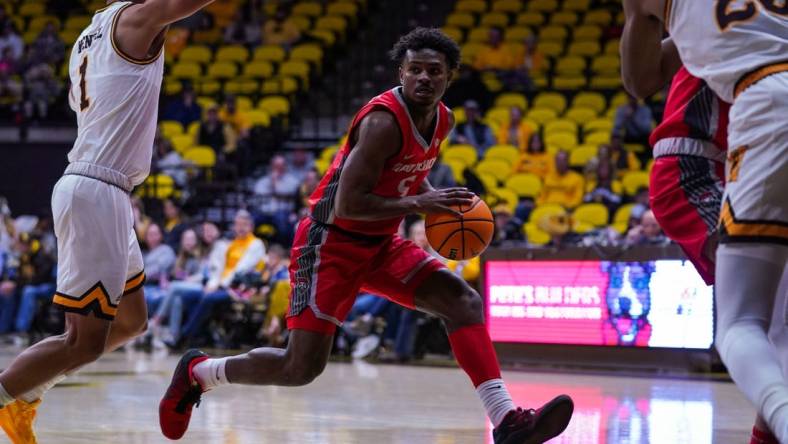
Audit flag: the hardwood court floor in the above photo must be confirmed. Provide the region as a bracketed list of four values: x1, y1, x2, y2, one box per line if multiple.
[0, 347, 754, 443]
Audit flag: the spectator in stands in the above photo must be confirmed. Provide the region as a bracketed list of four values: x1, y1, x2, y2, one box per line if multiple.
[163, 87, 202, 128]
[442, 64, 490, 110]
[0, 243, 16, 335]
[289, 148, 314, 182]
[132, 197, 152, 243]
[625, 209, 669, 246]
[514, 133, 552, 179]
[428, 157, 456, 190]
[27, 22, 65, 66]
[224, 10, 262, 46]
[162, 199, 188, 251]
[599, 136, 641, 179]
[0, 47, 18, 75]
[262, 5, 301, 48]
[538, 150, 585, 209]
[540, 209, 581, 248]
[142, 223, 176, 312]
[491, 204, 525, 246]
[13, 232, 55, 334]
[0, 198, 13, 253]
[198, 105, 236, 157]
[584, 157, 622, 214]
[153, 132, 188, 187]
[0, 69, 22, 117]
[176, 210, 266, 347]
[473, 27, 515, 72]
[518, 35, 544, 77]
[497, 106, 533, 151]
[0, 23, 23, 62]
[613, 94, 654, 146]
[219, 95, 250, 137]
[450, 100, 495, 157]
[23, 63, 59, 121]
[297, 169, 319, 219]
[253, 155, 300, 239]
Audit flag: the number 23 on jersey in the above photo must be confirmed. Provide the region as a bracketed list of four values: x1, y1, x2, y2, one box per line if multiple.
[716, 0, 788, 31]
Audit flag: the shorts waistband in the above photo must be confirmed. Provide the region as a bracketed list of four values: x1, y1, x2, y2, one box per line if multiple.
[63, 162, 133, 193]
[734, 61, 788, 100]
[653, 138, 726, 163]
[308, 217, 389, 243]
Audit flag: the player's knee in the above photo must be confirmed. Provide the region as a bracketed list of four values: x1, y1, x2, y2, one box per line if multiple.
[453, 288, 484, 325]
[284, 351, 326, 386]
[64, 331, 106, 365]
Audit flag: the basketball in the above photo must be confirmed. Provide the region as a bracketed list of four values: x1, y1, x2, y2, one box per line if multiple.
[425, 195, 494, 261]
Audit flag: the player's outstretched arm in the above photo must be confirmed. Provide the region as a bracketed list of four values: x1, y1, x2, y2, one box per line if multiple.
[621, 0, 680, 99]
[335, 111, 473, 220]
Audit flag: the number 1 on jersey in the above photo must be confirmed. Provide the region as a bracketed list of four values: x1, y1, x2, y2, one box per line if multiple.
[78, 56, 90, 111]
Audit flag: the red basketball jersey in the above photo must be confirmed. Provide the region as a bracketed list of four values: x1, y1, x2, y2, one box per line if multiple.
[649, 66, 730, 153]
[309, 87, 452, 236]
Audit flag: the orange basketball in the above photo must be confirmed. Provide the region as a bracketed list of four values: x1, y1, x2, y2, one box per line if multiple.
[425, 195, 495, 261]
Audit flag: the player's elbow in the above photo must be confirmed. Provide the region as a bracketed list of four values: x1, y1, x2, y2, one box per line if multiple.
[334, 195, 358, 219]
[622, 71, 661, 101]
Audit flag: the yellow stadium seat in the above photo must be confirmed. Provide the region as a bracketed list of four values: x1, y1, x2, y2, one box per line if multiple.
[22, 31, 38, 45]
[443, 144, 478, 167]
[467, 27, 491, 43]
[493, 188, 519, 212]
[261, 77, 299, 95]
[516, 11, 544, 26]
[572, 203, 609, 233]
[247, 110, 271, 127]
[583, 118, 613, 135]
[183, 146, 216, 168]
[538, 25, 567, 42]
[585, 10, 613, 26]
[564, 107, 597, 124]
[492, 0, 523, 13]
[572, 92, 607, 114]
[309, 29, 337, 46]
[585, 131, 610, 146]
[555, 56, 585, 76]
[476, 159, 513, 182]
[480, 12, 509, 27]
[505, 173, 542, 198]
[171, 62, 202, 80]
[18, 3, 45, 17]
[258, 95, 290, 117]
[456, 0, 488, 13]
[27, 15, 58, 33]
[568, 41, 601, 57]
[569, 145, 597, 167]
[291, 44, 324, 65]
[622, 171, 650, 195]
[444, 159, 467, 184]
[592, 55, 620, 75]
[563, 0, 591, 11]
[537, 41, 564, 57]
[196, 80, 221, 96]
[292, 2, 323, 17]
[140, 174, 176, 199]
[494, 92, 528, 110]
[289, 15, 313, 33]
[446, 12, 476, 29]
[528, 203, 566, 224]
[160, 121, 184, 139]
[206, 62, 237, 79]
[279, 60, 310, 88]
[525, 108, 558, 125]
[243, 61, 274, 79]
[453, 107, 466, 125]
[533, 92, 567, 114]
[196, 96, 217, 111]
[187, 122, 200, 138]
[171, 134, 195, 153]
[527, 0, 559, 12]
[315, 16, 348, 36]
[544, 119, 578, 136]
[164, 80, 182, 96]
[524, 223, 551, 245]
[314, 159, 330, 175]
[484, 107, 511, 127]
[59, 29, 81, 45]
[504, 26, 532, 42]
[550, 11, 578, 26]
[574, 25, 602, 41]
[605, 39, 620, 54]
[320, 144, 339, 160]
[191, 29, 222, 45]
[215, 45, 249, 63]
[442, 26, 464, 43]
[553, 77, 586, 90]
[461, 42, 485, 64]
[485, 145, 519, 165]
[253, 45, 286, 63]
[614, 203, 635, 225]
[64, 15, 91, 30]
[327, 1, 358, 21]
[590, 75, 622, 89]
[225, 80, 258, 95]
[179, 45, 212, 64]
[478, 173, 498, 191]
[545, 132, 578, 151]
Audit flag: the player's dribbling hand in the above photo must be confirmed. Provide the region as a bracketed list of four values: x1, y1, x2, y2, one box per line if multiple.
[415, 187, 475, 217]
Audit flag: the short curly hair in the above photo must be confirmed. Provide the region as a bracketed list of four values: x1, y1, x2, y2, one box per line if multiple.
[389, 27, 461, 70]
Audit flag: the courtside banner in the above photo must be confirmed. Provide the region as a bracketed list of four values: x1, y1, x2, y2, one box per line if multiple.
[485, 260, 713, 349]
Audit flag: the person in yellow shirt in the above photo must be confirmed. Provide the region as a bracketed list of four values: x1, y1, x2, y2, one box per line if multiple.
[514, 133, 553, 179]
[538, 150, 585, 209]
[473, 27, 516, 71]
[601, 135, 642, 179]
[496, 106, 534, 151]
[262, 5, 301, 48]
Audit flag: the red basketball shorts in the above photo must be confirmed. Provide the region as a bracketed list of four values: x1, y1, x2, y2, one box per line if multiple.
[286, 218, 446, 335]
[649, 155, 725, 285]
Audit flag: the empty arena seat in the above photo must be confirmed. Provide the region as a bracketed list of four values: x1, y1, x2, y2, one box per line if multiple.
[170, 62, 202, 80]
[480, 12, 509, 28]
[446, 12, 476, 29]
[442, 26, 464, 43]
[569, 145, 598, 167]
[243, 61, 275, 79]
[592, 55, 620, 75]
[253, 45, 287, 63]
[525, 108, 558, 125]
[622, 171, 650, 195]
[555, 56, 586, 76]
[584, 131, 611, 146]
[544, 119, 578, 136]
[183, 146, 216, 168]
[492, 0, 523, 13]
[476, 159, 513, 182]
[545, 132, 578, 151]
[292, 2, 323, 17]
[467, 27, 491, 43]
[528, 203, 566, 224]
[442, 144, 478, 167]
[140, 174, 176, 199]
[567, 41, 601, 57]
[584, 10, 613, 26]
[215, 45, 249, 63]
[564, 107, 598, 124]
[524, 223, 551, 245]
[493, 188, 519, 212]
[504, 26, 533, 42]
[179, 45, 213, 64]
[290, 44, 324, 66]
[485, 145, 519, 165]
[505, 173, 542, 198]
[456, 0, 488, 13]
[572, 203, 610, 233]
[550, 11, 578, 26]
[527, 0, 559, 12]
[159, 121, 184, 139]
[538, 25, 568, 42]
[206, 62, 238, 80]
[533, 92, 567, 114]
[583, 118, 613, 135]
[573, 25, 602, 41]
[572, 92, 607, 114]
[258, 96, 290, 116]
[563, 0, 591, 11]
[516, 11, 545, 26]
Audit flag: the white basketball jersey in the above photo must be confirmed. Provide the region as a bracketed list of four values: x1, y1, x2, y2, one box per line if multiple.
[67, 1, 164, 186]
[666, 0, 788, 103]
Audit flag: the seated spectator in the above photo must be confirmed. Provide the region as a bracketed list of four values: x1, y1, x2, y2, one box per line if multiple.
[219, 95, 251, 136]
[450, 100, 495, 157]
[0, 70, 22, 116]
[13, 232, 55, 334]
[497, 106, 534, 151]
[262, 5, 301, 48]
[491, 204, 525, 246]
[153, 131, 188, 186]
[599, 136, 642, 179]
[23, 63, 60, 121]
[253, 155, 300, 240]
[224, 10, 262, 46]
[473, 27, 515, 72]
[132, 197, 153, 243]
[163, 87, 202, 127]
[514, 133, 553, 179]
[0, 198, 13, 253]
[0, 245, 16, 335]
[198, 105, 237, 156]
[0, 47, 18, 75]
[428, 157, 456, 190]
[141, 223, 176, 313]
[625, 209, 669, 246]
[538, 150, 585, 209]
[0, 23, 23, 62]
[162, 199, 188, 250]
[289, 148, 314, 182]
[297, 169, 320, 218]
[177, 210, 266, 346]
[613, 94, 654, 146]
[517, 35, 544, 77]
[27, 22, 65, 66]
[442, 64, 490, 110]
[584, 158, 623, 214]
[539, 210, 581, 248]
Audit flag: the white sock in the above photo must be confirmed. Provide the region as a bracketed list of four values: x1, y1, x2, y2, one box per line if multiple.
[0, 382, 14, 406]
[19, 374, 67, 403]
[476, 378, 516, 427]
[192, 357, 229, 391]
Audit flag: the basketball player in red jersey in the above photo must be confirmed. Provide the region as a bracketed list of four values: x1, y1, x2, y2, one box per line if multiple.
[623, 36, 779, 444]
[159, 28, 574, 443]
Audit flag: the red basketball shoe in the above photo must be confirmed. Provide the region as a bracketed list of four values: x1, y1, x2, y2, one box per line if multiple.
[159, 349, 209, 440]
[493, 394, 574, 444]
